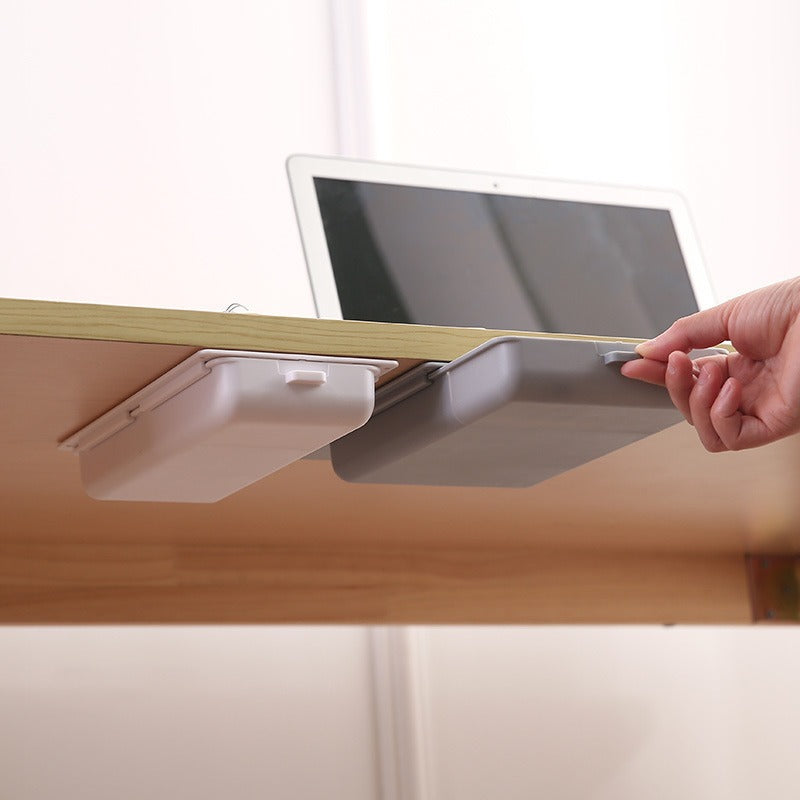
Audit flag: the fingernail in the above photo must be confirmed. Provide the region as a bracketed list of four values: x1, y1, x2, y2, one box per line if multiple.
[717, 379, 735, 407]
[635, 340, 654, 356]
[667, 351, 681, 374]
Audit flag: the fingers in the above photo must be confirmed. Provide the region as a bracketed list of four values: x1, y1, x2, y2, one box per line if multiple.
[664, 351, 697, 424]
[636, 303, 731, 361]
[622, 352, 726, 386]
[624, 352, 734, 451]
[709, 378, 744, 449]
[620, 351, 698, 418]
[626, 356, 777, 451]
[668, 365, 773, 452]
[619, 358, 667, 385]
[667, 359, 750, 452]
[710, 378, 773, 451]
[688, 361, 727, 451]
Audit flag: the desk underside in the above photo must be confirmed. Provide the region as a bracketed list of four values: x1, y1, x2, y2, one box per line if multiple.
[2, 304, 799, 623]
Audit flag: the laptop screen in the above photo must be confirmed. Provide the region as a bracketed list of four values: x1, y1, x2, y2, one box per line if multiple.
[313, 177, 699, 338]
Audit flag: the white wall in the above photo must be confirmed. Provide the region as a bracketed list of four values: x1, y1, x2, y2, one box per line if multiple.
[4, 625, 800, 800]
[0, 627, 379, 800]
[418, 627, 800, 800]
[4, 0, 798, 308]
[0, 0, 337, 315]
[358, 0, 800, 301]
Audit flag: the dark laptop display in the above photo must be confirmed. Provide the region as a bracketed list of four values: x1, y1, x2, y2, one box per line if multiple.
[313, 177, 698, 338]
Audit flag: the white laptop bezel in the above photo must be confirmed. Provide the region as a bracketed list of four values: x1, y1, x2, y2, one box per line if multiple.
[287, 154, 716, 322]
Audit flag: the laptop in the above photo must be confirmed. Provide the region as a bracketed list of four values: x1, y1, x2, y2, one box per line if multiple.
[286, 155, 715, 338]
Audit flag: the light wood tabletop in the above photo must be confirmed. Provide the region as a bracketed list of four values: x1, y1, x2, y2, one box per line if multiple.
[2, 297, 798, 624]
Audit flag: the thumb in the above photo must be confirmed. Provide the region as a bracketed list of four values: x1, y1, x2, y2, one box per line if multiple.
[636, 303, 730, 360]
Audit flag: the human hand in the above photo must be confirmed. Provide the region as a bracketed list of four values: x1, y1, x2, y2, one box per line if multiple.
[620, 277, 800, 451]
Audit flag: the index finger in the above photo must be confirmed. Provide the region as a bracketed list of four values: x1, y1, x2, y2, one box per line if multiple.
[636, 304, 730, 361]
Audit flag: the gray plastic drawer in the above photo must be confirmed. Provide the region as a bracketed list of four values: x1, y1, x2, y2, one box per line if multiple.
[330, 336, 721, 488]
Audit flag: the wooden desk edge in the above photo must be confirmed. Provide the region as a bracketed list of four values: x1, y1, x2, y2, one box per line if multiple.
[0, 544, 752, 625]
[0, 296, 644, 362]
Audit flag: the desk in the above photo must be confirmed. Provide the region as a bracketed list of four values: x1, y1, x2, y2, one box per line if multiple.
[2, 297, 798, 624]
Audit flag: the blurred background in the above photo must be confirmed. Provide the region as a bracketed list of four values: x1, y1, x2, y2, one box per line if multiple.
[2, 1, 800, 798]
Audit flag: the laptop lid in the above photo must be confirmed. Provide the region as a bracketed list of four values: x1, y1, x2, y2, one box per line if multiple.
[287, 155, 715, 338]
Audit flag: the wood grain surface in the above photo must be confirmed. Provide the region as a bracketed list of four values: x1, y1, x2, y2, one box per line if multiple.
[0, 544, 749, 624]
[0, 295, 641, 360]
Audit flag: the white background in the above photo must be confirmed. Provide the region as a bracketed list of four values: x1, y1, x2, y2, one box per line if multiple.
[2, 1, 800, 798]
[356, 0, 800, 302]
[0, 0, 329, 315]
